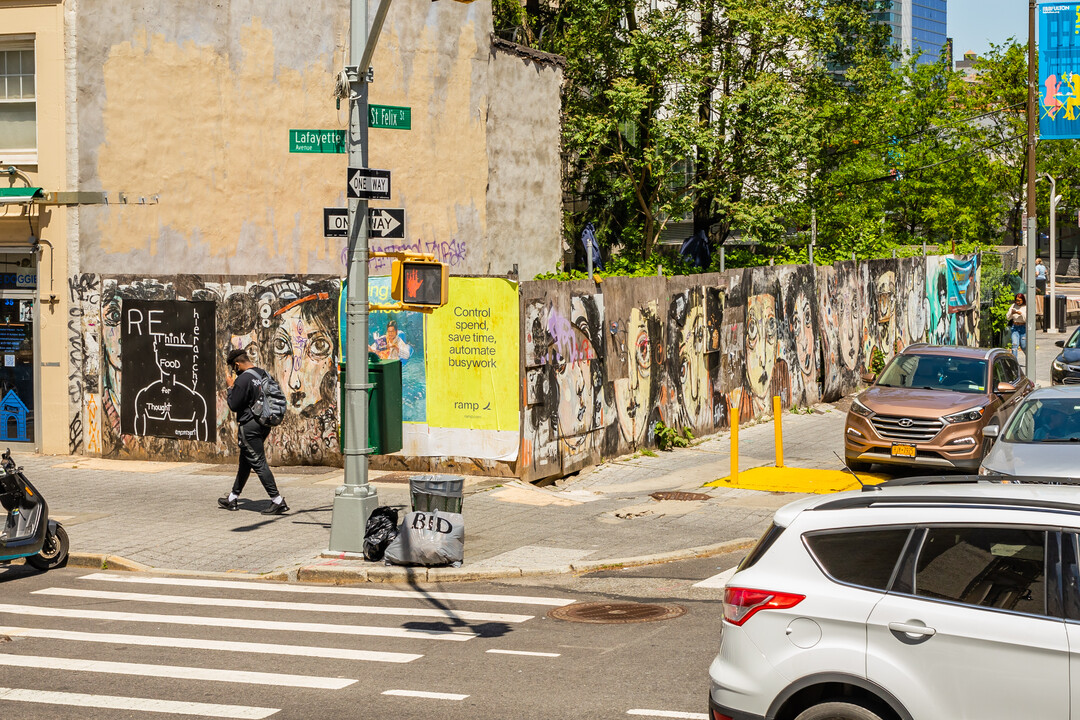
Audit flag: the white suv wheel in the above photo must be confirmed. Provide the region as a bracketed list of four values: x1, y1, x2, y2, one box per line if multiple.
[793, 701, 885, 720]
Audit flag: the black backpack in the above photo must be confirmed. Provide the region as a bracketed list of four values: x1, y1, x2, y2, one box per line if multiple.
[244, 369, 288, 427]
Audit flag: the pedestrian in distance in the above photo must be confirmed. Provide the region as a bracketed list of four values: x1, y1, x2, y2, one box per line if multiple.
[1035, 257, 1048, 296]
[218, 348, 288, 515]
[1006, 293, 1028, 360]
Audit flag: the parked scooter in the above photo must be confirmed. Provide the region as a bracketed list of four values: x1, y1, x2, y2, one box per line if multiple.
[0, 448, 68, 571]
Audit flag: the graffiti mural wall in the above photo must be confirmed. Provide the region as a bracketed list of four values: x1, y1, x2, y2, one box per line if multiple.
[90, 275, 343, 465]
[519, 255, 981, 482]
[62, 256, 980, 475]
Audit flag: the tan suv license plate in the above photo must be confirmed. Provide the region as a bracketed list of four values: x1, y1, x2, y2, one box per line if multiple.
[891, 443, 917, 458]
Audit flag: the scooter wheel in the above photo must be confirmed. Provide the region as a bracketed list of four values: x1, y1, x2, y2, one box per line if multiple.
[27, 524, 69, 571]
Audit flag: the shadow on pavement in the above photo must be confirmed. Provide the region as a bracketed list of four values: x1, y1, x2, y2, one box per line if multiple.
[401, 577, 512, 638]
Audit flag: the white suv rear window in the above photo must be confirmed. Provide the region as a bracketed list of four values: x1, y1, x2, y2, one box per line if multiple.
[805, 528, 911, 590]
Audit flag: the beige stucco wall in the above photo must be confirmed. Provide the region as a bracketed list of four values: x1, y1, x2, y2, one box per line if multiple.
[486, 45, 563, 279]
[0, 0, 70, 455]
[74, 0, 506, 278]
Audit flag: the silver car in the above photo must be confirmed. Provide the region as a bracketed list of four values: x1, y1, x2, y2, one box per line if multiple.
[980, 386, 1080, 478]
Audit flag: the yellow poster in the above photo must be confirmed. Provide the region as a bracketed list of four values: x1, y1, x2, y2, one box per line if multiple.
[426, 277, 519, 432]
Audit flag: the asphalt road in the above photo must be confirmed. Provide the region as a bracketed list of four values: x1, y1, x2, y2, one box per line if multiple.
[0, 551, 746, 720]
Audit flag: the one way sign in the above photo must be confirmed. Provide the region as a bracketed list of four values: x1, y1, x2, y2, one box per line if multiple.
[368, 208, 406, 239]
[347, 167, 391, 200]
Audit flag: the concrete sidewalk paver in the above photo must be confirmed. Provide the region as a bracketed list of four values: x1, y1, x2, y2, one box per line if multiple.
[23, 405, 848, 580]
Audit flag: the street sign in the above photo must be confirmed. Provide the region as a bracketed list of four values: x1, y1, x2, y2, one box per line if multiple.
[369, 104, 411, 130]
[347, 168, 391, 200]
[290, 129, 346, 154]
[368, 208, 406, 239]
[324, 207, 349, 238]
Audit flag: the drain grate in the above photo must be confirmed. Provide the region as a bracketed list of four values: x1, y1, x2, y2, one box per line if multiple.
[650, 491, 711, 502]
[548, 602, 686, 624]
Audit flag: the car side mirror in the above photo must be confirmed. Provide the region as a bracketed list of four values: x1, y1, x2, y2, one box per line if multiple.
[860, 372, 876, 384]
[996, 381, 1016, 394]
[1056, 340, 1065, 348]
[983, 425, 1000, 439]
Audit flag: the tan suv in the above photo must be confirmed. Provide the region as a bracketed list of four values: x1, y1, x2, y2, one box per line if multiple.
[844, 345, 1033, 473]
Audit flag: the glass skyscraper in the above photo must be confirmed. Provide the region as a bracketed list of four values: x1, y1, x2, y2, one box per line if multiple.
[873, 0, 949, 65]
[911, 0, 948, 64]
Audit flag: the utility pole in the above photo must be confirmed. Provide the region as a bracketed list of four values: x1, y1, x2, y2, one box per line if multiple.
[1025, 0, 1038, 382]
[329, 0, 389, 552]
[1046, 174, 1061, 334]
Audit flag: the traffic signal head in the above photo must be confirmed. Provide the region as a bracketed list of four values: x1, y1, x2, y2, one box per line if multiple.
[391, 260, 449, 308]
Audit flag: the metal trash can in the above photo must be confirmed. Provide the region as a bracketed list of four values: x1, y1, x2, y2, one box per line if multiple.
[410, 474, 464, 514]
[1055, 294, 1068, 333]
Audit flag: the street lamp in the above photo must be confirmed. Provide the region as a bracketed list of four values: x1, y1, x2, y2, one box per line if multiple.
[329, 0, 477, 554]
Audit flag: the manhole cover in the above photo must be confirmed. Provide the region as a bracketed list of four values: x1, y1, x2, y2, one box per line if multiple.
[548, 602, 686, 624]
[650, 491, 711, 502]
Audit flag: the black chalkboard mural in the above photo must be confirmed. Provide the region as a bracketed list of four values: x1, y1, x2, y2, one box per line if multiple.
[120, 300, 215, 441]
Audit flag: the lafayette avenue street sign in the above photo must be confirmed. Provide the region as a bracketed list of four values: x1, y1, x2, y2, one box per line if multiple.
[347, 168, 391, 200]
[290, 129, 346, 153]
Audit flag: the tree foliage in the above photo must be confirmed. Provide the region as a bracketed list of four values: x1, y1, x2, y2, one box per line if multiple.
[493, 2, 1064, 275]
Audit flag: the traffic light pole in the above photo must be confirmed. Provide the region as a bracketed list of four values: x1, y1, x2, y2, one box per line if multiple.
[1025, 0, 1038, 384]
[329, 0, 389, 552]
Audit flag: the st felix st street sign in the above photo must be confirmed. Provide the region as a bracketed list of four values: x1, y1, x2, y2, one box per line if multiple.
[347, 167, 392, 200]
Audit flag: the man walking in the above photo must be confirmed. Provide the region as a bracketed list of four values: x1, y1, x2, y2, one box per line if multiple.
[218, 348, 288, 515]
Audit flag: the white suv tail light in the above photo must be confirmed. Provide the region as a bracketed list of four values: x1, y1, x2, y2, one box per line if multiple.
[723, 587, 805, 626]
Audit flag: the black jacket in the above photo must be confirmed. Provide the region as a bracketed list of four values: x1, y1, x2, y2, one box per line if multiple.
[227, 367, 267, 425]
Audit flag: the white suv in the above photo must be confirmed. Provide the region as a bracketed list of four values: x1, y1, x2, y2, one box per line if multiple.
[709, 482, 1080, 720]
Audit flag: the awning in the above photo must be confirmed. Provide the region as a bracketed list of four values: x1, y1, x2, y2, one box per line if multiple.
[0, 187, 43, 205]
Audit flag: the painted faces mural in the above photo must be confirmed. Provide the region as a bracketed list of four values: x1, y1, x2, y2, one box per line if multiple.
[72, 257, 979, 477]
[779, 266, 820, 408]
[817, 262, 861, 401]
[613, 303, 660, 448]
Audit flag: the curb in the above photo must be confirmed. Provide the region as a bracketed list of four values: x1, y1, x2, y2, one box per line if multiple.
[62, 538, 755, 585]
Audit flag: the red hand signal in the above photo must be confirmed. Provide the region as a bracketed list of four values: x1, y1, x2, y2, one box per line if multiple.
[405, 268, 424, 298]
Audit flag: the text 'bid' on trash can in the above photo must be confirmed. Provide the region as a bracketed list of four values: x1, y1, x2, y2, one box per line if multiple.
[338, 352, 403, 455]
[410, 474, 464, 514]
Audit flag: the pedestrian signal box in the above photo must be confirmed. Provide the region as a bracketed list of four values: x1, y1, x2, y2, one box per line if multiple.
[392, 260, 448, 308]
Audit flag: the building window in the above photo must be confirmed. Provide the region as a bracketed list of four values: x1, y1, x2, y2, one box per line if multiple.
[0, 38, 36, 165]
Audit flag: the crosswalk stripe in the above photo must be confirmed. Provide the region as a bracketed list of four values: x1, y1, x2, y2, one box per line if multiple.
[692, 567, 737, 589]
[0, 626, 421, 663]
[0, 604, 477, 641]
[78, 572, 576, 606]
[382, 690, 470, 701]
[36, 587, 534, 624]
[485, 649, 560, 657]
[0, 654, 355, 689]
[0, 687, 277, 718]
[626, 710, 709, 719]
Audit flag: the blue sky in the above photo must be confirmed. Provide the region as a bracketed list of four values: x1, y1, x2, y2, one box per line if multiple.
[948, 0, 1027, 59]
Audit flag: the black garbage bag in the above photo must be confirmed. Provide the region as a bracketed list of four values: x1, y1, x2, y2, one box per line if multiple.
[363, 506, 400, 562]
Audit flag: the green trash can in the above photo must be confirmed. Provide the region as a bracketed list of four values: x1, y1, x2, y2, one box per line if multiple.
[338, 353, 403, 455]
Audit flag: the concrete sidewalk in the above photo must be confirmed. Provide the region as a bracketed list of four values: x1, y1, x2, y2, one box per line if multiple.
[25, 406, 850, 582]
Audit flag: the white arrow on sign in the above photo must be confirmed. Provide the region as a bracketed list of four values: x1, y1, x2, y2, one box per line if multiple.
[370, 210, 401, 236]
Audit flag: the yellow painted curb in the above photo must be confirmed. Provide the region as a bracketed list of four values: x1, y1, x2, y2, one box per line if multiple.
[705, 466, 889, 494]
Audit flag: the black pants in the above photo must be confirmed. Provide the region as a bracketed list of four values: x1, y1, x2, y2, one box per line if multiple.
[232, 419, 278, 498]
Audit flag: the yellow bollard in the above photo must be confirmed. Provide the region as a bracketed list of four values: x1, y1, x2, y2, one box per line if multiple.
[730, 405, 740, 483]
[773, 396, 784, 468]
